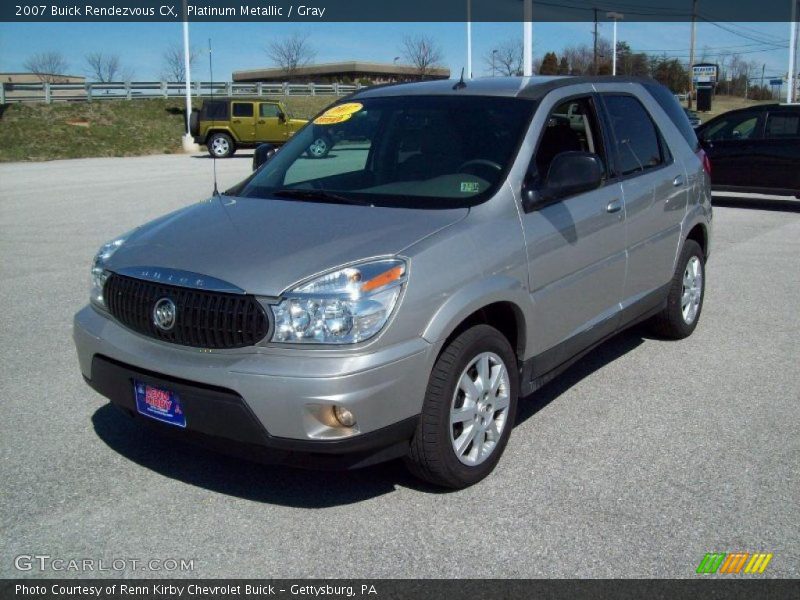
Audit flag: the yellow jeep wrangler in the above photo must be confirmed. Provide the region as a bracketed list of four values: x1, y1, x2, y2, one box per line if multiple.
[190, 98, 312, 158]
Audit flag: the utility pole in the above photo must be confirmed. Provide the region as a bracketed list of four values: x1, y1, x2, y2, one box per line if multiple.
[593, 8, 599, 75]
[688, 0, 698, 109]
[761, 63, 765, 90]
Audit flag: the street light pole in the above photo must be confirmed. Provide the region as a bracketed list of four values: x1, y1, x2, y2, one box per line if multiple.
[466, 0, 472, 78]
[523, 0, 533, 76]
[688, 0, 698, 109]
[789, 0, 798, 103]
[606, 12, 624, 76]
[492, 49, 498, 76]
[181, 0, 195, 151]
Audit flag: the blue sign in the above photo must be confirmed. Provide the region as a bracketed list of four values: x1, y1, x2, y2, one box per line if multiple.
[769, 79, 783, 86]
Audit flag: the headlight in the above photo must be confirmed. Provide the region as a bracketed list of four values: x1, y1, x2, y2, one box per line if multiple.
[271, 258, 407, 344]
[90, 235, 128, 308]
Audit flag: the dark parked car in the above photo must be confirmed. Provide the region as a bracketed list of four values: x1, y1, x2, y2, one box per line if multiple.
[696, 104, 800, 197]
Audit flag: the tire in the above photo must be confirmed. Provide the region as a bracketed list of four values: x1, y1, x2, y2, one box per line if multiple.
[648, 239, 705, 339]
[306, 135, 331, 159]
[405, 324, 519, 489]
[188, 110, 199, 137]
[207, 132, 235, 158]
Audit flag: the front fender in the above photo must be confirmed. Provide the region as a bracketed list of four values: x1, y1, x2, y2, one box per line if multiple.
[421, 275, 531, 352]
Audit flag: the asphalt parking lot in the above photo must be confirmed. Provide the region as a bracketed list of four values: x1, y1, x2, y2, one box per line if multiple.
[1, 153, 798, 578]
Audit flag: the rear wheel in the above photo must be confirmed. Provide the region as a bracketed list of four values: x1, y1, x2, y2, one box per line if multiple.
[648, 239, 705, 339]
[405, 324, 518, 489]
[207, 132, 235, 158]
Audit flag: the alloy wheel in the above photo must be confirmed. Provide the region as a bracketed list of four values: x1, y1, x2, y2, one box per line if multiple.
[681, 256, 703, 325]
[449, 352, 511, 466]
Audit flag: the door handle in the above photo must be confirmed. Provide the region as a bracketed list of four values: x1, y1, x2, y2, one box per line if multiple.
[673, 175, 685, 187]
[606, 199, 622, 214]
[232, 119, 241, 123]
[257, 120, 266, 124]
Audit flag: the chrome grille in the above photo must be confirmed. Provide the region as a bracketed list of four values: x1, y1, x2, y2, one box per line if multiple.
[104, 273, 269, 349]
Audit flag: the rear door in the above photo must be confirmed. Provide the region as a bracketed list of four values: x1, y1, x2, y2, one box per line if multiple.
[697, 110, 764, 188]
[756, 110, 800, 192]
[230, 101, 256, 142]
[598, 92, 688, 306]
[255, 102, 287, 143]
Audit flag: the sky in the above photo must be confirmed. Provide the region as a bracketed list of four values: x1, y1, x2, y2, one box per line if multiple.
[0, 20, 794, 83]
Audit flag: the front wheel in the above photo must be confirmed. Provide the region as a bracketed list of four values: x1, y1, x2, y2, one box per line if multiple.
[405, 324, 519, 489]
[648, 239, 705, 339]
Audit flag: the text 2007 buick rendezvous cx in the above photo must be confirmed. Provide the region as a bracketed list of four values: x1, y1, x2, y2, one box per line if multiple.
[74, 77, 711, 488]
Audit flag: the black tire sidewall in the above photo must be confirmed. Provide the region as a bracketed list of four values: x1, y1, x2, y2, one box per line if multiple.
[424, 325, 519, 487]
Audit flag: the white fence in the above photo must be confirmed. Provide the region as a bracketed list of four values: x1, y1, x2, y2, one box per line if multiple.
[0, 81, 363, 104]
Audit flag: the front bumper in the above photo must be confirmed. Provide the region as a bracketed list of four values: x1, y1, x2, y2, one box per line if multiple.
[74, 305, 434, 469]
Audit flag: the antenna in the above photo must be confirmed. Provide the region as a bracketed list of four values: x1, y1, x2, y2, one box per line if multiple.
[453, 67, 467, 90]
[208, 37, 220, 197]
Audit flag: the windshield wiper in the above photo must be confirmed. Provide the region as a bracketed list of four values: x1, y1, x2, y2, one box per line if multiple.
[271, 188, 372, 206]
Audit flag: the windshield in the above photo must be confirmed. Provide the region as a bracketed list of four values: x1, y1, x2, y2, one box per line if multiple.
[239, 95, 535, 209]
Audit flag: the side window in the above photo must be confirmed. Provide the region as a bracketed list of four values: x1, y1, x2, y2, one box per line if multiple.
[602, 95, 664, 176]
[533, 96, 607, 180]
[202, 100, 227, 120]
[232, 103, 254, 118]
[259, 103, 281, 118]
[765, 112, 800, 139]
[704, 113, 759, 142]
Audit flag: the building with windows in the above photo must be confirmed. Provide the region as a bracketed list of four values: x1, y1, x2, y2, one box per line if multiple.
[233, 61, 450, 85]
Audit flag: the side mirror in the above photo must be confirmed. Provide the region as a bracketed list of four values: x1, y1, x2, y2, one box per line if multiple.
[277, 111, 287, 123]
[252, 143, 278, 171]
[522, 151, 604, 211]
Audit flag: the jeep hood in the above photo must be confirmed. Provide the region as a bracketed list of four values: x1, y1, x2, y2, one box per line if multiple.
[108, 196, 467, 296]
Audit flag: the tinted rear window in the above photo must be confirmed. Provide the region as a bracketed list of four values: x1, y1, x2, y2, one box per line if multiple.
[765, 112, 800, 138]
[202, 100, 228, 120]
[603, 95, 665, 176]
[643, 81, 699, 152]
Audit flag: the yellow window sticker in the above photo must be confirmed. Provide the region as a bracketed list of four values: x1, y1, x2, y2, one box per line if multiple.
[313, 102, 364, 125]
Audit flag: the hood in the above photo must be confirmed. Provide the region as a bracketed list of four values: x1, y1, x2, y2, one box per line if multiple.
[108, 196, 467, 296]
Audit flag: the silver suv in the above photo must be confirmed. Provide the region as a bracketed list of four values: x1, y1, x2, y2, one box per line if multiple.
[73, 77, 712, 489]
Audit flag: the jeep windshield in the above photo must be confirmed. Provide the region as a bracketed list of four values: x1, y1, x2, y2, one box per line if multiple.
[239, 95, 535, 209]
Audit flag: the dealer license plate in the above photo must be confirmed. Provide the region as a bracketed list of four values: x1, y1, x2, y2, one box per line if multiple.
[133, 381, 187, 428]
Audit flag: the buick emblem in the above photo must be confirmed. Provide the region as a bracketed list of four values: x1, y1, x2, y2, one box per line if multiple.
[153, 298, 177, 331]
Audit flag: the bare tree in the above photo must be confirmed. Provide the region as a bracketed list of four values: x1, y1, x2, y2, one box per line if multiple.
[161, 44, 198, 82]
[85, 52, 122, 82]
[265, 32, 316, 80]
[23, 51, 69, 83]
[562, 44, 593, 75]
[401, 35, 443, 78]
[484, 40, 523, 76]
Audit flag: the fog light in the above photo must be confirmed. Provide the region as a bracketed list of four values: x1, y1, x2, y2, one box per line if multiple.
[333, 405, 356, 428]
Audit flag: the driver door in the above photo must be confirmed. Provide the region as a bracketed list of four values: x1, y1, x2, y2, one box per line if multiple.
[255, 102, 286, 143]
[519, 93, 627, 368]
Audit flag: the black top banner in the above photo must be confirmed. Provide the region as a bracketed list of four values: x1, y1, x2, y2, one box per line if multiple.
[1, 0, 797, 22]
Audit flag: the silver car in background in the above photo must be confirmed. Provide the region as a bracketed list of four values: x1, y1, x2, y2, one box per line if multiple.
[74, 76, 712, 489]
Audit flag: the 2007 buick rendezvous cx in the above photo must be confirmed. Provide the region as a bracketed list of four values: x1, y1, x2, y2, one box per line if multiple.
[74, 76, 712, 489]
